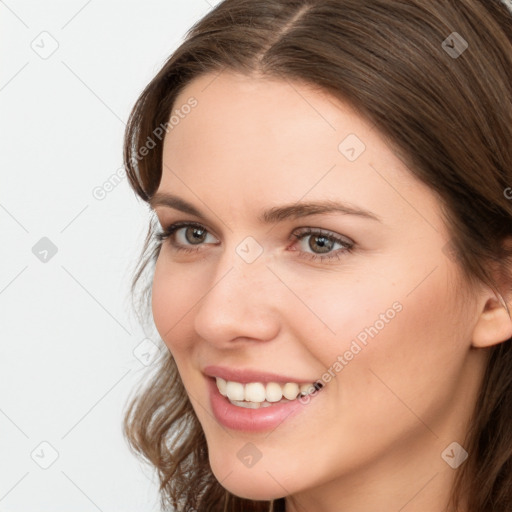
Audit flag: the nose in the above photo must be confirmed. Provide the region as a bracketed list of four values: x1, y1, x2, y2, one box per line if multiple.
[192, 245, 282, 347]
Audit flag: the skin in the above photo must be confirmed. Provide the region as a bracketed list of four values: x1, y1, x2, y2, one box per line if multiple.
[150, 71, 512, 512]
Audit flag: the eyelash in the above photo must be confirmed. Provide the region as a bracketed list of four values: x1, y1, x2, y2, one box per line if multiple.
[155, 221, 355, 262]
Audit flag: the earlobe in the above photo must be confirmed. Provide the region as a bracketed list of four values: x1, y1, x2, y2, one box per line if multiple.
[472, 294, 512, 348]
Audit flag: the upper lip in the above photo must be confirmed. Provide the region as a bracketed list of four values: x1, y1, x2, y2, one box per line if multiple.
[203, 365, 317, 384]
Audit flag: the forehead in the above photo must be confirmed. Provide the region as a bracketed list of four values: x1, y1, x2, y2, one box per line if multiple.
[159, 71, 441, 231]
[164, 70, 374, 165]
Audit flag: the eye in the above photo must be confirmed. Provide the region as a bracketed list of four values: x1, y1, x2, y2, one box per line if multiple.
[290, 227, 354, 262]
[155, 221, 218, 253]
[155, 221, 355, 262]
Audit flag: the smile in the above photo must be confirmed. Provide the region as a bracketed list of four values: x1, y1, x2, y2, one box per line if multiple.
[216, 377, 322, 408]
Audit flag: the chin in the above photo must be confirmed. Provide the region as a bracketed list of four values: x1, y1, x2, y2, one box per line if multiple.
[209, 456, 290, 501]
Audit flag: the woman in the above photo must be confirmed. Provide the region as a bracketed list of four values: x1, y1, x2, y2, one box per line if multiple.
[122, 1, 512, 511]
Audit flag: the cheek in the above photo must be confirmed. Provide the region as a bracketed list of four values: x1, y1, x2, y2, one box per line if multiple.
[286, 267, 401, 357]
[151, 255, 198, 351]
[305, 253, 468, 408]
[334, 265, 469, 428]
[151, 257, 171, 337]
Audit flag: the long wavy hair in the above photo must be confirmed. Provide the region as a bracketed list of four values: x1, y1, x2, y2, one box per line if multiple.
[121, 1, 512, 510]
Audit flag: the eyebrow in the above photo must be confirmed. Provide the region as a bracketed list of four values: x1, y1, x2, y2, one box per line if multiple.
[149, 192, 382, 224]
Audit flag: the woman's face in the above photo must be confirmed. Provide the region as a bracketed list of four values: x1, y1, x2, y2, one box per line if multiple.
[151, 71, 486, 507]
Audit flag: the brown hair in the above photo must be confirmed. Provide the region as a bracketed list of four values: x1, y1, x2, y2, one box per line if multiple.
[122, 1, 512, 510]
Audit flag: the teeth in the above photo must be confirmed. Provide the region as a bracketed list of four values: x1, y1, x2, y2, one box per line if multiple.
[300, 383, 315, 396]
[230, 400, 261, 409]
[216, 377, 227, 396]
[226, 381, 244, 401]
[265, 382, 283, 402]
[230, 398, 292, 409]
[282, 382, 300, 400]
[215, 377, 321, 405]
[245, 382, 266, 402]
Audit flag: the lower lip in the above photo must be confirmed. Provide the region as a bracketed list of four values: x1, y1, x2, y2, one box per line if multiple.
[207, 377, 320, 432]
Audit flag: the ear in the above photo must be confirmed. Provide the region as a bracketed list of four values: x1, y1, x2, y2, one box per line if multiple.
[472, 243, 512, 348]
[472, 291, 512, 349]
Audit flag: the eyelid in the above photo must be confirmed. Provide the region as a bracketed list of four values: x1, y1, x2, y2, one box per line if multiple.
[155, 211, 222, 238]
[292, 226, 354, 245]
[155, 220, 219, 244]
[155, 220, 355, 263]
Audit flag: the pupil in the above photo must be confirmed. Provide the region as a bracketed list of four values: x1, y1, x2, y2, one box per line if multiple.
[187, 227, 206, 244]
[310, 235, 333, 253]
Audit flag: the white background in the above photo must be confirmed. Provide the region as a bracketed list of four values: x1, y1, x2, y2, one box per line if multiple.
[0, 1, 222, 510]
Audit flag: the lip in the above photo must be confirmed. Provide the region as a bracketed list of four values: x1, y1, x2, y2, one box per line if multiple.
[203, 364, 318, 384]
[205, 374, 322, 432]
